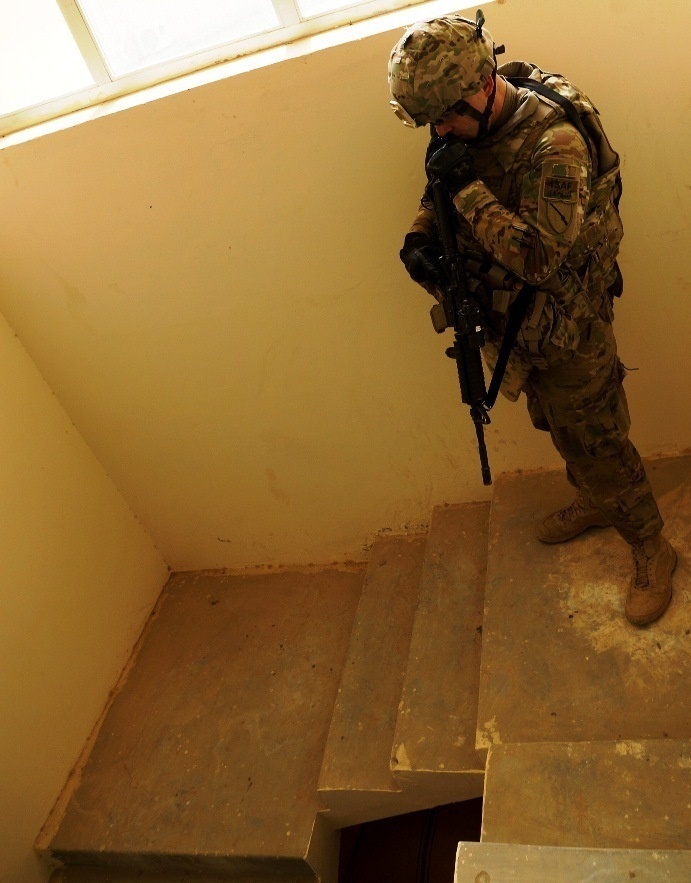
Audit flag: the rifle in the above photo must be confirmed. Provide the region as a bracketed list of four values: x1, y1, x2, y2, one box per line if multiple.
[427, 174, 493, 485]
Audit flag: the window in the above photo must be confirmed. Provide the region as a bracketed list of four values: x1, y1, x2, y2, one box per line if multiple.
[0, 1, 469, 138]
[75, 0, 283, 78]
[0, 0, 94, 116]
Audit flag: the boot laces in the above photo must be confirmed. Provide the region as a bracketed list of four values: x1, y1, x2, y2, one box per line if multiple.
[632, 543, 651, 589]
[558, 492, 591, 524]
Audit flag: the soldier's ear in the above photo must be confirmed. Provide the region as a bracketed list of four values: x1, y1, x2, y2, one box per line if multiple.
[480, 75, 494, 96]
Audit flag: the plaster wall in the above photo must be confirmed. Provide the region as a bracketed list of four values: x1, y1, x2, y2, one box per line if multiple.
[0, 312, 168, 882]
[0, 0, 688, 573]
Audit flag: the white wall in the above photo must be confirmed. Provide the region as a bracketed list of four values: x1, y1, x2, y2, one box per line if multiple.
[0, 312, 169, 883]
[0, 0, 688, 574]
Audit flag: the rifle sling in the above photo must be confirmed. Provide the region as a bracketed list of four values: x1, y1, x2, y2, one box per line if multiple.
[484, 284, 534, 409]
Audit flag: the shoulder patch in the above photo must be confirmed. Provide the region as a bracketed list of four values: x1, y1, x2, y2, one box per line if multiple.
[538, 162, 581, 237]
[542, 174, 578, 202]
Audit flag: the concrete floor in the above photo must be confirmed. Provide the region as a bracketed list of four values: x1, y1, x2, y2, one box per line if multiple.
[48, 566, 365, 878]
[477, 454, 691, 750]
[44, 453, 691, 881]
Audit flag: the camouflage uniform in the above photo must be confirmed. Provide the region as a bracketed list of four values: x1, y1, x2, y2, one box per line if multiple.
[399, 57, 663, 543]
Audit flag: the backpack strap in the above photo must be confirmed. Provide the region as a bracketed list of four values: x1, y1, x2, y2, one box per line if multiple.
[506, 76, 594, 162]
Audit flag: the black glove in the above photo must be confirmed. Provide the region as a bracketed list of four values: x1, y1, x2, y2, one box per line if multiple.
[425, 137, 478, 196]
[399, 233, 444, 287]
[425, 133, 446, 179]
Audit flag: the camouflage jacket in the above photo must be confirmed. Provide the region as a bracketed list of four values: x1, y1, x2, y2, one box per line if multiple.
[410, 62, 624, 397]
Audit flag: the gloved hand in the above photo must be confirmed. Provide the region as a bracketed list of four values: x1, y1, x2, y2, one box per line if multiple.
[399, 233, 444, 287]
[425, 137, 478, 196]
[425, 133, 446, 179]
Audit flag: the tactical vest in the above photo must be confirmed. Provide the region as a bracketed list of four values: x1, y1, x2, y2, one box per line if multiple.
[490, 61, 624, 296]
[463, 63, 625, 379]
[409, 64, 625, 392]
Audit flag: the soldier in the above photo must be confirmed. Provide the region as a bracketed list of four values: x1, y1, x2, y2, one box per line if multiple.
[388, 11, 677, 626]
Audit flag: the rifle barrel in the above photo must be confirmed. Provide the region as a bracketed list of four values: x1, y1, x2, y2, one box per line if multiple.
[429, 177, 492, 485]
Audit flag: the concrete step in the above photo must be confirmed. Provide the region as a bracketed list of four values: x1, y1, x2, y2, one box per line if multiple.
[476, 454, 691, 755]
[317, 533, 427, 827]
[50, 871, 317, 883]
[455, 842, 691, 882]
[40, 567, 366, 882]
[482, 739, 691, 850]
[391, 502, 489, 807]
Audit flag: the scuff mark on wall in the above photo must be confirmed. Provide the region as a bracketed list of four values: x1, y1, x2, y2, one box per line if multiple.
[266, 467, 291, 505]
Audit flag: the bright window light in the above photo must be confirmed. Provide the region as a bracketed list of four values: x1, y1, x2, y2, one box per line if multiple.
[0, 0, 94, 115]
[0, 2, 477, 139]
[296, 0, 353, 17]
[77, 0, 282, 78]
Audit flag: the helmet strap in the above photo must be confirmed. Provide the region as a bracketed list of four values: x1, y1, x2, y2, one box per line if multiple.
[477, 71, 498, 139]
[448, 70, 498, 141]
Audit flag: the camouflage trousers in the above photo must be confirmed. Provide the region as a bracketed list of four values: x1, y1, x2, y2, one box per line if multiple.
[523, 316, 663, 544]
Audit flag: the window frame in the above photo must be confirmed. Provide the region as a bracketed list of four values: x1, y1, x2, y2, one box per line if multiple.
[0, 0, 469, 138]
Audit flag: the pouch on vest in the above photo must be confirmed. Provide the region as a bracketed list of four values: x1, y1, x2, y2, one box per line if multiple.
[515, 290, 580, 370]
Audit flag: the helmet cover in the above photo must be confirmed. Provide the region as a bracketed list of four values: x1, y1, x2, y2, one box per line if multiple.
[388, 13, 496, 126]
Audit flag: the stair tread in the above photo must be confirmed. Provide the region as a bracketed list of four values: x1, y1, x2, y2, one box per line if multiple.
[47, 567, 363, 875]
[318, 533, 426, 797]
[456, 841, 691, 881]
[51, 871, 316, 883]
[482, 739, 691, 850]
[477, 454, 691, 751]
[392, 502, 488, 792]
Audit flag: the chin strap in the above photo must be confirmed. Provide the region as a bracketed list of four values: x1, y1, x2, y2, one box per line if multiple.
[447, 71, 497, 141]
[445, 9, 504, 142]
[477, 71, 498, 139]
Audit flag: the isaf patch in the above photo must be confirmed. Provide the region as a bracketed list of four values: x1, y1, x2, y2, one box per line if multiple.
[542, 175, 578, 202]
[538, 162, 580, 236]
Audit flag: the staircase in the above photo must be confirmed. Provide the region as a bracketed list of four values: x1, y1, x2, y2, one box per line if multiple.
[39, 454, 691, 882]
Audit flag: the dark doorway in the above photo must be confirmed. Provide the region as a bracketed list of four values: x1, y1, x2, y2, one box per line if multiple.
[338, 798, 483, 883]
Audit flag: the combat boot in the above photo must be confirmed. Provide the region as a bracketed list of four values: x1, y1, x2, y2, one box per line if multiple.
[535, 490, 610, 544]
[625, 534, 677, 626]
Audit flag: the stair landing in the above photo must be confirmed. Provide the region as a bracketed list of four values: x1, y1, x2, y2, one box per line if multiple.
[476, 454, 691, 752]
[42, 567, 365, 881]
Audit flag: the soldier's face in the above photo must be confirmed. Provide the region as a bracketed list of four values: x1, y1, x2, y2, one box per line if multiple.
[433, 79, 494, 140]
[433, 108, 481, 140]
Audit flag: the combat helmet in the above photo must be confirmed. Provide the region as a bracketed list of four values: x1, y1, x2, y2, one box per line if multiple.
[388, 9, 502, 136]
